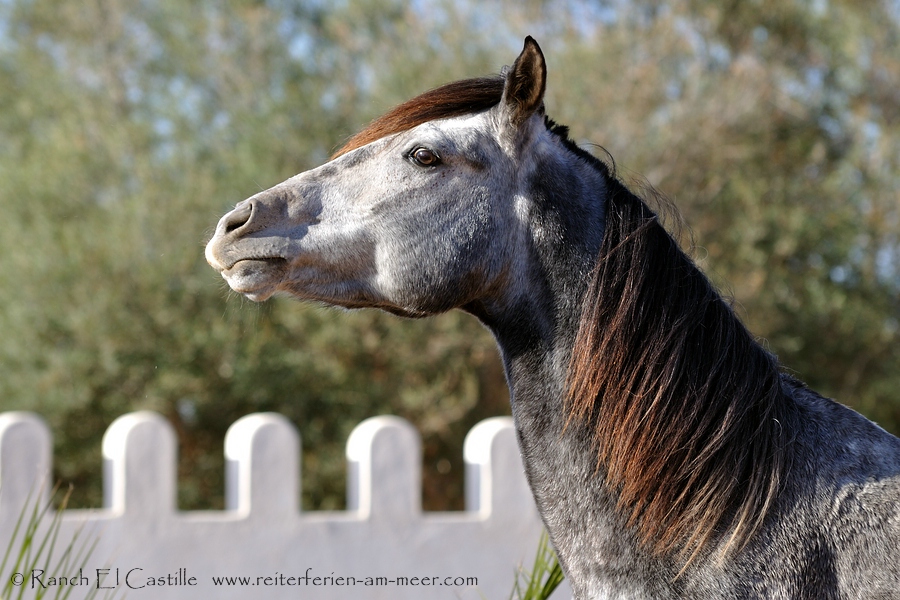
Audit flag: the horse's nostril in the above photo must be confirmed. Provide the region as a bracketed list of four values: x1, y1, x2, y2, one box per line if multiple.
[223, 202, 253, 234]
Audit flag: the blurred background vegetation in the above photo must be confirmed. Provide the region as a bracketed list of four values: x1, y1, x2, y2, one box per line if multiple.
[0, 0, 897, 511]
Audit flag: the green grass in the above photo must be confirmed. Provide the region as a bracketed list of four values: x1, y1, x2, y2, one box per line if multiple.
[1, 484, 113, 600]
[509, 531, 565, 600]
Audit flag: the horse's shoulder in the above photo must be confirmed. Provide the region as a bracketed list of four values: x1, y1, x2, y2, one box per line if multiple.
[785, 377, 900, 468]
[780, 377, 900, 533]
[725, 382, 900, 597]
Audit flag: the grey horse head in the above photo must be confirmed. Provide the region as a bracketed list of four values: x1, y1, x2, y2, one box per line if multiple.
[206, 38, 575, 319]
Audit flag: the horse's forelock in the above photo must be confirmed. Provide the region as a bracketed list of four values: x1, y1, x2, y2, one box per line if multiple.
[331, 77, 506, 159]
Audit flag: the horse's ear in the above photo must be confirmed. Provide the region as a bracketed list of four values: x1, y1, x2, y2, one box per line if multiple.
[501, 36, 547, 128]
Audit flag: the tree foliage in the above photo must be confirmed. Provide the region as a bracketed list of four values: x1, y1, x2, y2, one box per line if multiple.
[0, 0, 897, 511]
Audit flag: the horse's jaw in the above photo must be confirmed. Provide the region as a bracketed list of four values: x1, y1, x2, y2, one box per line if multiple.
[213, 258, 288, 302]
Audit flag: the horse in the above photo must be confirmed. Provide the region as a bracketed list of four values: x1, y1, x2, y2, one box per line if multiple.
[205, 37, 900, 599]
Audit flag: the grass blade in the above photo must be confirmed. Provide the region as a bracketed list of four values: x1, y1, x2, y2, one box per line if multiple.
[510, 531, 565, 600]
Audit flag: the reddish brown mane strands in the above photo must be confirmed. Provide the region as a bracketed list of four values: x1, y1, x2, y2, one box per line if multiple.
[566, 179, 793, 569]
[332, 77, 505, 159]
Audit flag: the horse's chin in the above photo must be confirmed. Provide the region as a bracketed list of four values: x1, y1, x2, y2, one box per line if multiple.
[221, 258, 287, 301]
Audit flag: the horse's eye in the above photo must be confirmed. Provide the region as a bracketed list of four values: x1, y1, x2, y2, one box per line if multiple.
[411, 147, 440, 167]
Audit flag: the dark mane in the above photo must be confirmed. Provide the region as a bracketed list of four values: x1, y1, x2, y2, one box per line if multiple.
[566, 173, 795, 569]
[332, 76, 505, 158]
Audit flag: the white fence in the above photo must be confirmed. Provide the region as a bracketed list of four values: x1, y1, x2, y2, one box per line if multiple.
[0, 411, 570, 599]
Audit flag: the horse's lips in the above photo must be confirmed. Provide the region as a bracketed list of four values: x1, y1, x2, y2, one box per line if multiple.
[221, 258, 288, 301]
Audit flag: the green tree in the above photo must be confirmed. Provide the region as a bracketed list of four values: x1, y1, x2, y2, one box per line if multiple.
[1, 0, 897, 514]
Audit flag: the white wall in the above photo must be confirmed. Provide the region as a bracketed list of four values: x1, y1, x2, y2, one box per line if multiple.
[0, 411, 571, 599]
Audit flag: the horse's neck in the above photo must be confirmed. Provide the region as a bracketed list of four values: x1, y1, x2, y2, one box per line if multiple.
[501, 345, 680, 597]
[493, 307, 683, 598]
[483, 157, 682, 596]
